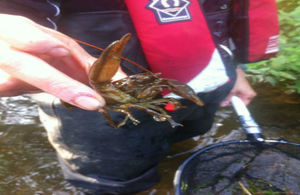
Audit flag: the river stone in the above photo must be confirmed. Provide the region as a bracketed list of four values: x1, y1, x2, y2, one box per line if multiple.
[183, 144, 300, 195]
[246, 149, 300, 193]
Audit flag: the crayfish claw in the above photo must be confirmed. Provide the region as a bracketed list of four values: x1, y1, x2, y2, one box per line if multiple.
[89, 33, 132, 84]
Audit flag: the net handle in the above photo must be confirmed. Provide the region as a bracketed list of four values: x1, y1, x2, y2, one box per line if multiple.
[231, 96, 264, 142]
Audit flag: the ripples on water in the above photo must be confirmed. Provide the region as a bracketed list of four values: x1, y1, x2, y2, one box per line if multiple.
[0, 95, 87, 194]
[0, 88, 299, 194]
[0, 95, 38, 125]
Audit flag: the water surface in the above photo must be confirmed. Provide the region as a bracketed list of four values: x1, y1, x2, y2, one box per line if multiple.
[0, 86, 299, 195]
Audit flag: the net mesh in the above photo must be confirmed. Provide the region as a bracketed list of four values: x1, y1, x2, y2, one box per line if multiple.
[178, 141, 300, 195]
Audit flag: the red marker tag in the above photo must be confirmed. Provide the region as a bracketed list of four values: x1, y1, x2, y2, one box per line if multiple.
[165, 103, 177, 111]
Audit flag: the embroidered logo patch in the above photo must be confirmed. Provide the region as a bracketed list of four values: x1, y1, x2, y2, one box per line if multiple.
[147, 0, 191, 24]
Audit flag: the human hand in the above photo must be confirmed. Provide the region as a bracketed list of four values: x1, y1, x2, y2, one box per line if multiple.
[0, 14, 126, 110]
[220, 67, 257, 107]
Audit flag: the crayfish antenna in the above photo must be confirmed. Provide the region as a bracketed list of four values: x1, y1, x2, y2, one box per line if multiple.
[89, 33, 132, 84]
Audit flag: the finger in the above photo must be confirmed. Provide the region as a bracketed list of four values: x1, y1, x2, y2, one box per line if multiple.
[27, 22, 96, 75]
[0, 15, 71, 57]
[0, 71, 40, 96]
[38, 25, 96, 73]
[220, 92, 256, 107]
[112, 67, 128, 81]
[0, 15, 97, 76]
[220, 95, 232, 107]
[37, 54, 90, 84]
[0, 45, 105, 110]
[240, 93, 256, 106]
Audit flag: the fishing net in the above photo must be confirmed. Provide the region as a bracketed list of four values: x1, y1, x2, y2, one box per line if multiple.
[175, 140, 300, 195]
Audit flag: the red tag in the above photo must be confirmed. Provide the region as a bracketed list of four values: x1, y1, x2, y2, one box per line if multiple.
[165, 103, 177, 111]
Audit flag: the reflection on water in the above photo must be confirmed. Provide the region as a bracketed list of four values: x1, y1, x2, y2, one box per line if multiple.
[0, 95, 38, 125]
[0, 86, 299, 195]
[0, 95, 86, 194]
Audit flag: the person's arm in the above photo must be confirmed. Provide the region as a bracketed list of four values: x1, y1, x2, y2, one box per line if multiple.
[0, 14, 115, 110]
[220, 66, 257, 106]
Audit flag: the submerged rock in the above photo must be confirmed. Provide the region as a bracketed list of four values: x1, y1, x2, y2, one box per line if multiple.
[180, 142, 300, 195]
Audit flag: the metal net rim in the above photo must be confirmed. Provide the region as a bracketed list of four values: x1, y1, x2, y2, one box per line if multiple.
[173, 139, 300, 194]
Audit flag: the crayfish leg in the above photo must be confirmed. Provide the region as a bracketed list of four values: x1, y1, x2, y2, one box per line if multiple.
[99, 106, 141, 129]
[167, 119, 183, 128]
[89, 33, 131, 84]
[125, 103, 183, 128]
[113, 108, 140, 127]
[146, 104, 183, 127]
[99, 107, 122, 129]
[164, 79, 204, 107]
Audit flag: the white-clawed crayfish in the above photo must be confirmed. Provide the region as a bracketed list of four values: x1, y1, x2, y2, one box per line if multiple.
[65, 33, 204, 128]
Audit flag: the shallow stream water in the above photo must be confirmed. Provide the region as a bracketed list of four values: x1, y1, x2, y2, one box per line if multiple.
[0, 86, 299, 195]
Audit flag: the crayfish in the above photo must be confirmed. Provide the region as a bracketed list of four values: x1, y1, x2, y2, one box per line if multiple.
[66, 33, 204, 128]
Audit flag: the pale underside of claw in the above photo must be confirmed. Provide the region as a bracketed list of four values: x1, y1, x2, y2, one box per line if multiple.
[88, 33, 131, 84]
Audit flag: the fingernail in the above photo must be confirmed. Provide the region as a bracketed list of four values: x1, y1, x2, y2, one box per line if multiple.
[74, 96, 103, 110]
[49, 47, 70, 57]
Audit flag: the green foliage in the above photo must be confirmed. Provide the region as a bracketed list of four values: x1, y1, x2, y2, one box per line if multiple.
[180, 180, 188, 191]
[246, 0, 300, 94]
